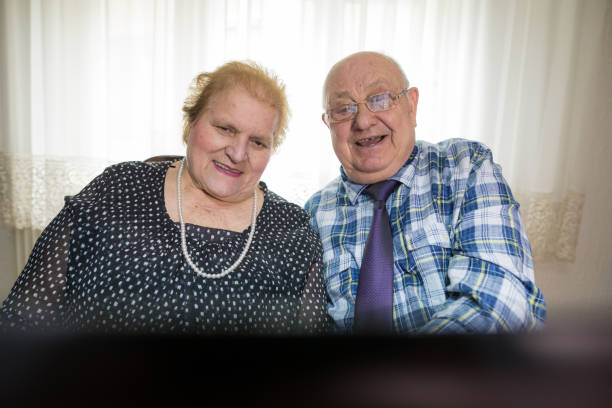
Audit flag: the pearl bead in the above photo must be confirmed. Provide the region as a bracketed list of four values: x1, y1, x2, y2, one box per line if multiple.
[177, 158, 257, 279]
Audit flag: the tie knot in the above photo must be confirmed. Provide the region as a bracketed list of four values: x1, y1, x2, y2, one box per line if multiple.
[365, 179, 399, 207]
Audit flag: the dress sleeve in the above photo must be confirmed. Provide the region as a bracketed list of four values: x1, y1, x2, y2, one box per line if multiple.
[0, 168, 109, 333]
[418, 145, 547, 334]
[0, 207, 72, 332]
[295, 256, 332, 335]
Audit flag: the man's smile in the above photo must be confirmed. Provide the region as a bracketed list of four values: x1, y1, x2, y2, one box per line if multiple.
[355, 135, 387, 147]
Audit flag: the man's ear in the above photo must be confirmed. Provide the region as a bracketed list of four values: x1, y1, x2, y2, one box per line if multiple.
[322, 113, 330, 128]
[407, 87, 419, 125]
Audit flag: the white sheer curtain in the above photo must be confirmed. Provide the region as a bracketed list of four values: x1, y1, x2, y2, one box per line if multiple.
[1, 0, 610, 277]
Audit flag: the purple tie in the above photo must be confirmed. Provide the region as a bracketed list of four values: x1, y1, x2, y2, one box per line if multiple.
[354, 179, 399, 334]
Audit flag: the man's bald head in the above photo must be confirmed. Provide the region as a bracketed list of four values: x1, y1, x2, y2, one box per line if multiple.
[323, 52, 409, 109]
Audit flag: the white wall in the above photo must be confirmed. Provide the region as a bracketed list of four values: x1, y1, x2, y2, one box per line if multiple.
[535, 119, 612, 330]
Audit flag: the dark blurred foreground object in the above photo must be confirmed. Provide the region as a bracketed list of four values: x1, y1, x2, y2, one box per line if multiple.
[1, 328, 611, 408]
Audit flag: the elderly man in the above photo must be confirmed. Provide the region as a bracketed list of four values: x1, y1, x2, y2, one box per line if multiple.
[305, 51, 546, 334]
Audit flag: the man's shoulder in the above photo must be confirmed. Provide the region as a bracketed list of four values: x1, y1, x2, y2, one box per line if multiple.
[416, 138, 490, 164]
[414, 138, 494, 177]
[304, 176, 345, 214]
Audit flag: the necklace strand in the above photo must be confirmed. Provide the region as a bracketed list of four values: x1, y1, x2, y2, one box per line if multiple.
[177, 158, 257, 279]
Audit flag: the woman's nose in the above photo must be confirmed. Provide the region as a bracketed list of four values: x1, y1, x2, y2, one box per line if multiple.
[225, 136, 248, 163]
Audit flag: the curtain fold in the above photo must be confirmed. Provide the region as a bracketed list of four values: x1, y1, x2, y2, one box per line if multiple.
[1, 0, 609, 275]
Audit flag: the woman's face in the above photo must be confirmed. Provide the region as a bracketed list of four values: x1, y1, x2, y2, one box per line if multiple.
[185, 86, 278, 203]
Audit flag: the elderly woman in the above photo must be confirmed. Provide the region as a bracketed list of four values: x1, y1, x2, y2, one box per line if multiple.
[1, 61, 329, 335]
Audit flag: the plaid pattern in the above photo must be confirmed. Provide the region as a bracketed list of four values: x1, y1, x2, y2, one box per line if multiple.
[305, 139, 546, 334]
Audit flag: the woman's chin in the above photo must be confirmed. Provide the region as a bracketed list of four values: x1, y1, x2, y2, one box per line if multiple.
[205, 184, 254, 203]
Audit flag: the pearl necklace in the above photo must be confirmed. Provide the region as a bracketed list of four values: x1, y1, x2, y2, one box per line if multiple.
[177, 158, 257, 279]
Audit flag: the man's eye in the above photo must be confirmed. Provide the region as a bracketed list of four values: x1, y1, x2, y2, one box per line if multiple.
[368, 93, 390, 109]
[333, 104, 355, 114]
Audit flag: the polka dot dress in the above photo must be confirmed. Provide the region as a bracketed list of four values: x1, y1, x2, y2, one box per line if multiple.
[0, 161, 330, 335]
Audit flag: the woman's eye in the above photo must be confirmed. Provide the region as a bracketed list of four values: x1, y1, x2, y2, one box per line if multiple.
[216, 125, 236, 134]
[251, 139, 267, 149]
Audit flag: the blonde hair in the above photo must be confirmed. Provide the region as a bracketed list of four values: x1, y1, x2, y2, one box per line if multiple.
[182, 61, 290, 150]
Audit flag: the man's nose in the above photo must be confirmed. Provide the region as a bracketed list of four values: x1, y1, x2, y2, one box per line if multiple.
[226, 136, 248, 163]
[352, 103, 377, 130]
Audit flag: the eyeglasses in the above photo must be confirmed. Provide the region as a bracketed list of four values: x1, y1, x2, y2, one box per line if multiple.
[325, 88, 409, 124]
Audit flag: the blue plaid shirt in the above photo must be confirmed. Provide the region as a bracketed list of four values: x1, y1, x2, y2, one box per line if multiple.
[305, 139, 546, 334]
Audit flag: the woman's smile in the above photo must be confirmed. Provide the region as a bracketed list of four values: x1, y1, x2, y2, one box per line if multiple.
[213, 160, 242, 177]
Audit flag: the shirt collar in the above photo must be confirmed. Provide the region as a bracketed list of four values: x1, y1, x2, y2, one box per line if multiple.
[340, 144, 419, 205]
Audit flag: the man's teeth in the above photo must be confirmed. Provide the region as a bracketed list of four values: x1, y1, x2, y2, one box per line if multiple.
[216, 162, 241, 173]
[356, 135, 385, 147]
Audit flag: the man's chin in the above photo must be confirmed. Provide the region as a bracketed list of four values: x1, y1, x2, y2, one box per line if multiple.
[345, 167, 395, 185]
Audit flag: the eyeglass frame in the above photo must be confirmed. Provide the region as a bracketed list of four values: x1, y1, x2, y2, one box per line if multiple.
[324, 88, 410, 124]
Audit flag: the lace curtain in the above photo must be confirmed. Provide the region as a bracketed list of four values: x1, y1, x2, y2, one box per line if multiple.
[1, 0, 610, 273]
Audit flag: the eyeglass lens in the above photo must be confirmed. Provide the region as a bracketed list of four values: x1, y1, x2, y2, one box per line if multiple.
[328, 90, 406, 122]
[366, 93, 392, 112]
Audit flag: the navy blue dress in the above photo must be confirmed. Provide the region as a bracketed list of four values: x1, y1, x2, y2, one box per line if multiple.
[1, 161, 329, 335]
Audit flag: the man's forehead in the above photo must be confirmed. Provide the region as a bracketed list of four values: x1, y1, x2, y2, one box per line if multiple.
[326, 57, 402, 96]
[329, 78, 392, 96]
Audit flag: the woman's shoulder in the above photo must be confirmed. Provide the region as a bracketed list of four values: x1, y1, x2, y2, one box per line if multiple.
[103, 159, 173, 178]
[70, 160, 173, 205]
[260, 183, 322, 256]
[261, 183, 312, 228]
[98, 159, 177, 186]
